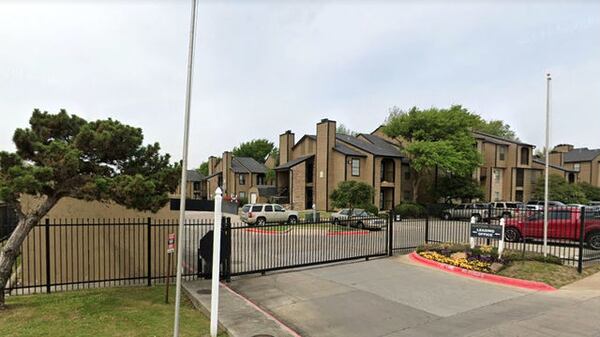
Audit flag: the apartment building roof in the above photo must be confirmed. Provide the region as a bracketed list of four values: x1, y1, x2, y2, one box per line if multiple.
[336, 133, 403, 158]
[334, 143, 367, 157]
[472, 130, 534, 147]
[275, 154, 314, 170]
[186, 170, 205, 182]
[532, 158, 578, 173]
[291, 135, 317, 149]
[564, 148, 600, 163]
[231, 157, 268, 174]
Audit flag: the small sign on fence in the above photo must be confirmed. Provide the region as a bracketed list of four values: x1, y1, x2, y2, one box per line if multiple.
[470, 223, 502, 239]
[167, 233, 176, 254]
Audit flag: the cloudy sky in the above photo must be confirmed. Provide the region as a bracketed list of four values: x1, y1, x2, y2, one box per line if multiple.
[1, 0, 599, 168]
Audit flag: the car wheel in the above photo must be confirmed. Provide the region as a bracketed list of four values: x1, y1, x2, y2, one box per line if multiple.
[288, 215, 298, 225]
[442, 212, 451, 220]
[333, 219, 340, 226]
[586, 231, 600, 250]
[357, 221, 365, 229]
[473, 214, 482, 222]
[504, 227, 521, 242]
[256, 217, 266, 226]
[502, 212, 512, 219]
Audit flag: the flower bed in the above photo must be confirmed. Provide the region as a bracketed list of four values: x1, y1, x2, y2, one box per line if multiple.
[416, 242, 563, 275]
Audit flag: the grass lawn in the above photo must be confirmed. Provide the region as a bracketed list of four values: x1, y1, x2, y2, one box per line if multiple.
[1, 285, 226, 337]
[498, 261, 600, 288]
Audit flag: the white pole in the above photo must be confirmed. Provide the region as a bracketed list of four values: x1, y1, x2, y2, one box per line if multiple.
[210, 188, 223, 337]
[499, 217, 505, 259]
[469, 216, 476, 249]
[173, 0, 198, 336]
[543, 73, 551, 257]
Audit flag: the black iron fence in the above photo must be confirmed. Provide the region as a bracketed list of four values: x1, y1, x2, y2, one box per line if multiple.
[0, 204, 17, 241]
[393, 206, 600, 271]
[4, 205, 600, 296]
[2, 218, 213, 296]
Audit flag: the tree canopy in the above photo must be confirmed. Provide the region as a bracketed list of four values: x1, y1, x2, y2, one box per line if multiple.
[197, 161, 209, 176]
[383, 105, 482, 201]
[232, 139, 274, 163]
[336, 124, 357, 136]
[330, 181, 374, 212]
[433, 174, 484, 203]
[532, 174, 587, 204]
[0, 109, 179, 307]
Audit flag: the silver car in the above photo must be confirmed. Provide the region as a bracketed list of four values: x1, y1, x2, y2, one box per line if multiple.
[240, 204, 299, 226]
[330, 209, 385, 229]
[442, 203, 490, 221]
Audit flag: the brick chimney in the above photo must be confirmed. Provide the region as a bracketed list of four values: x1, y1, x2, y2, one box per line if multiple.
[222, 151, 233, 194]
[208, 156, 217, 175]
[279, 130, 295, 165]
[550, 144, 574, 167]
[315, 118, 336, 210]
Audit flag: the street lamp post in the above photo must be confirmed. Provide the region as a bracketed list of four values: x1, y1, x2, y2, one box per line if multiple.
[173, 0, 198, 336]
[543, 73, 552, 257]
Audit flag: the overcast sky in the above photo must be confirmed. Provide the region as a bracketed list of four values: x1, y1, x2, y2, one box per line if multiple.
[1, 1, 599, 168]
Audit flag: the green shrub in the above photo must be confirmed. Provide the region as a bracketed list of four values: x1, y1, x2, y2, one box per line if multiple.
[394, 202, 426, 218]
[361, 203, 380, 216]
[416, 243, 470, 254]
[502, 250, 562, 265]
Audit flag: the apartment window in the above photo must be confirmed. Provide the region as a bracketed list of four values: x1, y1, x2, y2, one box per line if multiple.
[516, 168, 524, 187]
[494, 169, 501, 183]
[239, 192, 246, 199]
[494, 191, 500, 201]
[520, 147, 530, 165]
[257, 174, 265, 185]
[498, 145, 507, 161]
[193, 182, 201, 190]
[239, 174, 246, 185]
[351, 158, 360, 176]
[574, 163, 581, 172]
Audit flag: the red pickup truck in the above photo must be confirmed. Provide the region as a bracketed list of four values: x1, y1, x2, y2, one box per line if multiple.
[504, 207, 600, 250]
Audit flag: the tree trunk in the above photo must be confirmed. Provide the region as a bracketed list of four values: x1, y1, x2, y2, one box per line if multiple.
[412, 176, 422, 203]
[0, 197, 57, 308]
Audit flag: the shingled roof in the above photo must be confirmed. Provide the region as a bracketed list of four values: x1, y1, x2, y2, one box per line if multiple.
[186, 170, 205, 182]
[564, 148, 600, 163]
[275, 154, 314, 170]
[336, 133, 403, 158]
[231, 157, 268, 174]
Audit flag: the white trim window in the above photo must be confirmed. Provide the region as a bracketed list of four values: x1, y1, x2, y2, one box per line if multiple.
[351, 158, 360, 176]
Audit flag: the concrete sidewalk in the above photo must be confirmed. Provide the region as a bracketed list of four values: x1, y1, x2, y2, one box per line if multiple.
[183, 279, 299, 337]
[228, 257, 600, 337]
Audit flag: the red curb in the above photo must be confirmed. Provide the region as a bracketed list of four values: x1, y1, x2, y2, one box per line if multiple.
[327, 230, 370, 236]
[408, 252, 556, 292]
[245, 228, 291, 235]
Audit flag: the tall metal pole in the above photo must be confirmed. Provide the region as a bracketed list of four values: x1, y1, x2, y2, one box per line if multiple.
[543, 73, 552, 257]
[173, 0, 198, 336]
[210, 188, 223, 337]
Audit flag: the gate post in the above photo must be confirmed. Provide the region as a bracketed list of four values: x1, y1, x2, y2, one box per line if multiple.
[147, 217, 152, 286]
[578, 207, 586, 274]
[222, 217, 232, 282]
[388, 210, 394, 256]
[45, 218, 51, 294]
[425, 215, 430, 244]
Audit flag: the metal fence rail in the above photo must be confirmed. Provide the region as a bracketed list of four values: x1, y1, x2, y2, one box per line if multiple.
[225, 216, 389, 277]
[3, 218, 213, 296]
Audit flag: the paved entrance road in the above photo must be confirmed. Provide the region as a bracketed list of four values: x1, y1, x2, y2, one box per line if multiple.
[229, 256, 600, 337]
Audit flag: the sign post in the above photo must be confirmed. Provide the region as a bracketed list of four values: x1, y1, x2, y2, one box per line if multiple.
[470, 218, 505, 256]
[210, 188, 223, 337]
[165, 233, 176, 304]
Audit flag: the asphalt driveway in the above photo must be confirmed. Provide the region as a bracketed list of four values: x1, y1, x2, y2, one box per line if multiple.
[229, 256, 600, 337]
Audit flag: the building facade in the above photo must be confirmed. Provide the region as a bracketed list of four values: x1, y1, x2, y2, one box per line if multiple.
[204, 152, 270, 203]
[549, 145, 600, 187]
[275, 119, 409, 211]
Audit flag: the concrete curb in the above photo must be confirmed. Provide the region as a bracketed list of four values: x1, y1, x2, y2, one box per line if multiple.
[409, 252, 556, 292]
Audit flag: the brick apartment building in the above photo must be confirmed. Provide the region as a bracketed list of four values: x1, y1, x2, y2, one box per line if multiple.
[549, 145, 600, 187]
[204, 152, 269, 202]
[274, 119, 411, 211]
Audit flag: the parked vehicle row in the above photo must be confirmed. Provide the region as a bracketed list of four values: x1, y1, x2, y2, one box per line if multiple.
[240, 204, 384, 230]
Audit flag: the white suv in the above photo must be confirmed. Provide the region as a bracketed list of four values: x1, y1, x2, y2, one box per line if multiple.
[240, 204, 299, 226]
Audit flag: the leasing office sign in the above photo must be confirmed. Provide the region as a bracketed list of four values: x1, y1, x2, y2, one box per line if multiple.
[470, 223, 503, 240]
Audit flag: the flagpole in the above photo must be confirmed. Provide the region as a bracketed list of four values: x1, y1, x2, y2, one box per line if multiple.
[543, 73, 551, 258]
[173, 0, 198, 336]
